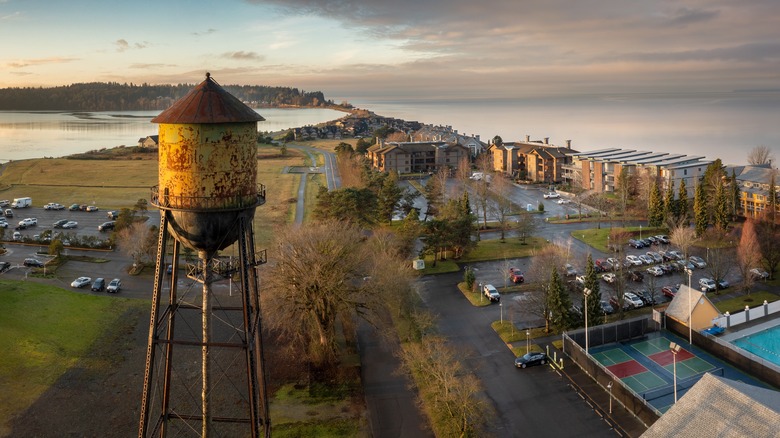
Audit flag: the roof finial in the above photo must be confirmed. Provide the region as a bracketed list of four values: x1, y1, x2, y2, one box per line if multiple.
[206, 72, 211, 80]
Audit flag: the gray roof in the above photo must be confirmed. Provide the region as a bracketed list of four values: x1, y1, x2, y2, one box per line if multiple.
[665, 284, 712, 323]
[642, 373, 780, 438]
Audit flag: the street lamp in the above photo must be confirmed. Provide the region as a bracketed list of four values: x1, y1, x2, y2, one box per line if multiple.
[685, 268, 693, 344]
[670, 342, 682, 403]
[500, 302, 503, 323]
[584, 288, 592, 356]
[607, 381, 613, 414]
[479, 282, 483, 303]
[639, 224, 642, 240]
[526, 329, 530, 353]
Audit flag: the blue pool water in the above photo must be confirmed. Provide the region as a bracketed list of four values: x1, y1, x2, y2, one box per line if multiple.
[733, 325, 780, 367]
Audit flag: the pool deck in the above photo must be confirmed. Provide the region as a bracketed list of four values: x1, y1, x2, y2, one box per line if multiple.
[720, 314, 780, 342]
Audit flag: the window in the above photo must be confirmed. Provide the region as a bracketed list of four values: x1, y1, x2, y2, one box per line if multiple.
[684, 169, 687, 176]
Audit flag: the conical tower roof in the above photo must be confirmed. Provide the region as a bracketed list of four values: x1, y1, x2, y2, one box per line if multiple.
[152, 72, 265, 124]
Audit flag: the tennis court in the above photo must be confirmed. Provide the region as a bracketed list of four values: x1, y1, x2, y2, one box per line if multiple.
[590, 333, 720, 412]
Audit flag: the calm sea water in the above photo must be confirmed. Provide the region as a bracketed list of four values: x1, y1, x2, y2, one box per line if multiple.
[348, 92, 780, 166]
[0, 107, 345, 162]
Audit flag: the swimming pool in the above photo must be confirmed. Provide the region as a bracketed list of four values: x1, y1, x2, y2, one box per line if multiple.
[733, 325, 780, 367]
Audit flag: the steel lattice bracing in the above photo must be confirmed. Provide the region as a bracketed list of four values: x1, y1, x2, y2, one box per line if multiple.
[138, 212, 270, 437]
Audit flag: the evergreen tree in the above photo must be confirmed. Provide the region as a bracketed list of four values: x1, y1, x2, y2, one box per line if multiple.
[423, 175, 444, 218]
[582, 254, 602, 327]
[648, 182, 664, 227]
[767, 173, 777, 224]
[547, 267, 572, 333]
[376, 172, 403, 223]
[730, 169, 740, 219]
[713, 179, 729, 230]
[663, 180, 676, 224]
[678, 179, 689, 223]
[694, 180, 708, 236]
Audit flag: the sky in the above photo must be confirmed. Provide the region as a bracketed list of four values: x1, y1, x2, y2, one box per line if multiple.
[1, 0, 780, 100]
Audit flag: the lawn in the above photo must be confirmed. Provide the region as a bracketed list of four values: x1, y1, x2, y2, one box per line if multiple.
[0, 280, 147, 433]
[713, 291, 779, 314]
[572, 225, 667, 252]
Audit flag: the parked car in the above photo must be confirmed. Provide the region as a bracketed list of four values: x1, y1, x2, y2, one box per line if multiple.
[638, 254, 654, 265]
[601, 273, 616, 284]
[508, 268, 525, 284]
[595, 259, 613, 272]
[0, 220, 7, 228]
[699, 278, 717, 292]
[71, 276, 92, 288]
[662, 284, 680, 298]
[4, 209, 13, 218]
[646, 252, 663, 263]
[0, 261, 10, 272]
[625, 255, 642, 266]
[655, 235, 670, 244]
[628, 239, 644, 249]
[556, 198, 571, 204]
[689, 256, 707, 268]
[68, 204, 81, 211]
[98, 221, 115, 231]
[107, 210, 119, 219]
[18, 217, 37, 227]
[609, 295, 631, 311]
[623, 292, 644, 309]
[626, 270, 644, 282]
[12, 231, 21, 240]
[658, 263, 675, 274]
[646, 266, 664, 277]
[636, 290, 657, 306]
[665, 250, 683, 261]
[600, 300, 614, 315]
[677, 260, 696, 271]
[514, 351, 547, 368]
[106, 278, 122, 293]
[53, 219, 69, 228]
[564, 264, 577, 277]
[750, 268, 769, 280]
[85, 205, 99, 212]
[483, 284, 501, 302]
[0, 200, 8, 207]
[44, 202, 65, 210]
[91, 278, 105, 292]
[606, 258, 620, 270]
[23, 258, 45, 268]
[62, 221, 78, 229]
[543, 192, 560, 199]
[716, 278, 730, 290]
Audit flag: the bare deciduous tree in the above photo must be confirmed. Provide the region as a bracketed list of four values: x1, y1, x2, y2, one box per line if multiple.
[262, 221, 399, 365]
[116, 222, 155, 268]
[670, 224, 698, 259]
[490, 174, 515, 241]
[737, 219, 761, 293]
[472, 154, 493, 231]
[386, 131, 410, 142]
[747, 145, 775, 166]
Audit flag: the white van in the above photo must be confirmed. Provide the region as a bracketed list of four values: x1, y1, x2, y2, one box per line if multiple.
[11, 197, 32, 208]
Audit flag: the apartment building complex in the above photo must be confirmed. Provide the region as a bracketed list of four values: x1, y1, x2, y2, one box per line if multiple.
[727, 164, 779, 219]
[366, 139, 470, 174]
[488, 137, 576, 183]
[565, 148, 712, 198]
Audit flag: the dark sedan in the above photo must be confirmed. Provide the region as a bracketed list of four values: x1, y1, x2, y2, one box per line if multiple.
[514, 352, 547, 368]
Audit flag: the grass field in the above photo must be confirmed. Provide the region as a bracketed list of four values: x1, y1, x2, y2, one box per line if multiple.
[0, 280, 147, 434]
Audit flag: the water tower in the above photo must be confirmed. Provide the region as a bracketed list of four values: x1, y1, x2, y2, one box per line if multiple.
[138, 73, 270, 437]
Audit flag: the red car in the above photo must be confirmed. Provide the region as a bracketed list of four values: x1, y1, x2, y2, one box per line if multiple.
[509, 268, 525, 284]
[662, 284, 679, 298]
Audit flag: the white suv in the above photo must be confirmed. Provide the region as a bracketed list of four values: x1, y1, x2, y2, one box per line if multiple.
[699, 278, 716, 292]
[483, 284, 501, 302]
[18, 217, 37, 227]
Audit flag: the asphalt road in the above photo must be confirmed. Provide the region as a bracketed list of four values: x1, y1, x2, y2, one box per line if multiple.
[418, 272, 616, 437]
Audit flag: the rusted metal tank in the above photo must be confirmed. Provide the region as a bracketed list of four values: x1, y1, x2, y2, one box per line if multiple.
[152, 73, 265, 253]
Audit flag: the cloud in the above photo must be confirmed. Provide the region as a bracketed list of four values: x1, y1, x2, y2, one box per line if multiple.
[1, 11, 20, 20]
[664, 7, 721, 26]
[129, 63, 175, 69]
[115, 39, 149, 52]
[192, 28, 217, 36]
[8, 57, 79, 68]
[221, 51, 265, 61]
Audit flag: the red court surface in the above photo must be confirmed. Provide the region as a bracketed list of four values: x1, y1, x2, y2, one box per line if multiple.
[607, 360, 648, 378]
[648, 349, 694, 366]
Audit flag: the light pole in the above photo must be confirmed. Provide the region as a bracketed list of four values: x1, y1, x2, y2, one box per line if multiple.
[607, 381, 613, 414]
[584, 288, 592, 355]
[500, 302, 503, 323]
[670, 342, 681, 402]
[685, 268, 693, 344]
[526, 329, 530, 353]
[639, 224, 642, 240]
[479, 282, 483, 303]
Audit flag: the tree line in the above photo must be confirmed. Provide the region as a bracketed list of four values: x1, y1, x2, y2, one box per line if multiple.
[0, 82, 330, 111]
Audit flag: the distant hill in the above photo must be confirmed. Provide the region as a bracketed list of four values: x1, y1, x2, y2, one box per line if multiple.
[0, 82, 332, 111]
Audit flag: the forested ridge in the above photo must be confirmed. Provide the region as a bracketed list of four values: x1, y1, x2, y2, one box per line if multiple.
[0, 82, 331, 111]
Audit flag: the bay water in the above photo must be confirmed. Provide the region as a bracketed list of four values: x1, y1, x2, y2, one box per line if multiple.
[0, 107, 345, 162]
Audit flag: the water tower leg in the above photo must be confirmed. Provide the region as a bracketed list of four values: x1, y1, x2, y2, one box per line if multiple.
[201, 250, 213, 438]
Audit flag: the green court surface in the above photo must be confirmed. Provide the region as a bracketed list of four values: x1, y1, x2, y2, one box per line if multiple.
[630, 337, 672, 356]
[621, 371, 667, 394]
[591, 348, 632, 366]
[662, 357, 715, 380]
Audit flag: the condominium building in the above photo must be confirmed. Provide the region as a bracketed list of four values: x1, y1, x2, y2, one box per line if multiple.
[488, 137, 576, 183]
[366, 139, 470, 174]
[727, 164, 779, 219]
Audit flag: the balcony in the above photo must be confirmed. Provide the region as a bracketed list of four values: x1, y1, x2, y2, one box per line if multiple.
[151, 184, 266, 212]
